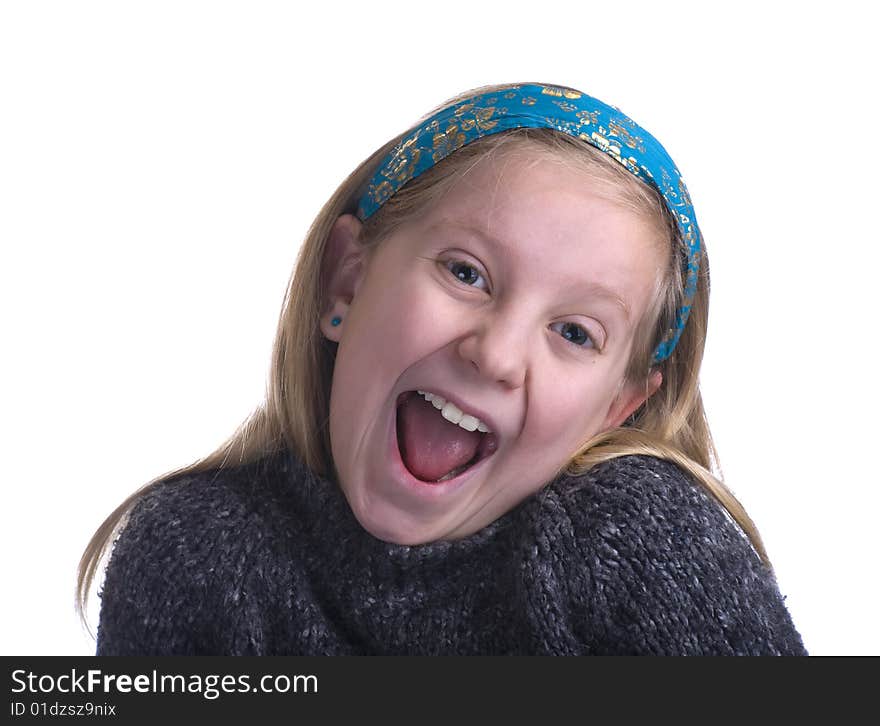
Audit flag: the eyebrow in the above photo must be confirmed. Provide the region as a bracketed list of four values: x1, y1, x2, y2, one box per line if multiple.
[430, 220, 632, 320]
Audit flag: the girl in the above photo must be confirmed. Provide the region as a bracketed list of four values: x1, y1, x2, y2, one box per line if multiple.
[77, 82, 808, 655]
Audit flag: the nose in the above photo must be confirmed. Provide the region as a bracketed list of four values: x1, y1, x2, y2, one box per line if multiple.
[456, 310, 528, 389]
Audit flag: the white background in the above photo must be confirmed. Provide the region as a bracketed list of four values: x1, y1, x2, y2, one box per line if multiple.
[2, 1, 876, 656]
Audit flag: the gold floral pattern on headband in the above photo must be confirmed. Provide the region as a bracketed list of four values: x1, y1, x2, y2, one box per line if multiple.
[678, 177, 692, 207]
[588, 129, 641, 176]
[389, 133, 423, 182]
[546, 116, 584, 136]
[452, 103, 504, 133]
[552, 100, 579, 113]
[433, 104, 506, 163]
[365, 103, 511, 208]
[363, 130, 425, 208]
[607, 118, 646, 152]
[429, 121, 467, 163]
[576, 109, 599, 125]
[659, 168, 678, 205]
[540, 86, 582, 99]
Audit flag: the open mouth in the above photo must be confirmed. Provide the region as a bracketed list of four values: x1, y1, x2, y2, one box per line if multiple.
[395, 391, 498, 484]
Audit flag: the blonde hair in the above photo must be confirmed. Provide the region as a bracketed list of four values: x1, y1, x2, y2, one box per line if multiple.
[76, 82, 772, 639]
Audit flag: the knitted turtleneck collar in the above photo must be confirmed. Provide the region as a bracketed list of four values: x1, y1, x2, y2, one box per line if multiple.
[269, 450, 527, 649]
[277, 448, 519, 568]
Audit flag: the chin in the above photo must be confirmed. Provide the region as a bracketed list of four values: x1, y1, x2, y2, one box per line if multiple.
[343, 492, 437, 546]
[356, 511, 436, 546]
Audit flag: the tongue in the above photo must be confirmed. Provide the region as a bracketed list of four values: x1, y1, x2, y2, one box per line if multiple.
[397, 393, 482, 482]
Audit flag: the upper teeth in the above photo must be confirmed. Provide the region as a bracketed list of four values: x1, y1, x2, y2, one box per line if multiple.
[416, 391, 491, 433]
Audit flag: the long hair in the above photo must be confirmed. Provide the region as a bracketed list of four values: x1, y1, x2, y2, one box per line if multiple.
[76, 82, 771, 638]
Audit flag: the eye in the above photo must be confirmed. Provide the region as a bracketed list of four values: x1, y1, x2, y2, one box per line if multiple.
[550, 321, 596, 349]
[441, 258, 600, 350]
[444, 259, 489, 292]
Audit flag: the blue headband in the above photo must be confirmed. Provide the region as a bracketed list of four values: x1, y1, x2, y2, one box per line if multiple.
[355, 83, 702, 364]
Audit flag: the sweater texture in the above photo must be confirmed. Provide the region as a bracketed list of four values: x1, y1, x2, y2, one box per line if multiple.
[95, 450, 808, 655]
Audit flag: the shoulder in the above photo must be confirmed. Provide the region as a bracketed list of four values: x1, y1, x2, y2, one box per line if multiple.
[559, 455, 748, 557]
[544, 455, 757, 566]
[516, 455, 808, 655]
[119, 452, 295, 547]
[109, 455, 287, 571]
[96, 452, 295, 655]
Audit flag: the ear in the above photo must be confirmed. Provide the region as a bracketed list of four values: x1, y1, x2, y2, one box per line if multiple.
[319, 214, 368, 342]
[602, 369, 663, 429]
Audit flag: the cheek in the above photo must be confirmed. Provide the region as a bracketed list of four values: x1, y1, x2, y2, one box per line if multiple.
[524, 372, 620, 450]
[340, 274, 446, 377]
[356, 272, 461, 359]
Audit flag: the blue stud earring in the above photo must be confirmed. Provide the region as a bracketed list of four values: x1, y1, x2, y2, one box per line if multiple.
[331, 316, 342, 327]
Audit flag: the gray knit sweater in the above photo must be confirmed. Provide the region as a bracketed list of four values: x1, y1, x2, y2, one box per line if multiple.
[95, 450, 807, 655]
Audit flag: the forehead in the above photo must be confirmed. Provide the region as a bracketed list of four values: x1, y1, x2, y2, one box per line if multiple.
[419, 150, 656, 256]
[439, 142, 630, 206]
[421, 148, 634, 229]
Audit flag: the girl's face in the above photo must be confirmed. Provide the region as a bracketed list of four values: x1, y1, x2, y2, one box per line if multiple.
[321, 151, 664, 544]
